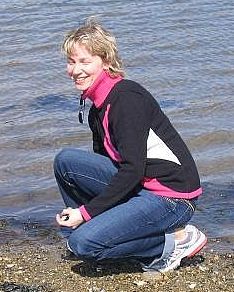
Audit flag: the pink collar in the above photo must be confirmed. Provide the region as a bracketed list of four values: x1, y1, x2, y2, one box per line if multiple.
[82, 70, 123, 108]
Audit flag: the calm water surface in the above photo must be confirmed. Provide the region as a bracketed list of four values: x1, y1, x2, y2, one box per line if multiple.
[0, 0, 233, 251]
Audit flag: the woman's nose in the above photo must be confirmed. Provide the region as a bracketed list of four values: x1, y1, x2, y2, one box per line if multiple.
[72, 63, 82, 75]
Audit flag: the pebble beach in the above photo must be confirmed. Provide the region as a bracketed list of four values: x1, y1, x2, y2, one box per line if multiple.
[0, 240, 233, 292]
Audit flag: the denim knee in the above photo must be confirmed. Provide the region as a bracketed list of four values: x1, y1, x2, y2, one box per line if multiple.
[54, 148, 82, 181]
[54, 148, 73, 173]
[68, 228, 103, 260]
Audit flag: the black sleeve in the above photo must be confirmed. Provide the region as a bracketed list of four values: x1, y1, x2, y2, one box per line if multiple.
[84, 89, 154, 217]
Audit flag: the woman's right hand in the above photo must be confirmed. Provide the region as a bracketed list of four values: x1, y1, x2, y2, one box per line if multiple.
[56, 207, 84, 229]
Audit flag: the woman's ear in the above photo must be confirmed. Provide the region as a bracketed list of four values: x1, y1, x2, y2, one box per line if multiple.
[103, 64, 109, 70]
[103, 60, 111, 70]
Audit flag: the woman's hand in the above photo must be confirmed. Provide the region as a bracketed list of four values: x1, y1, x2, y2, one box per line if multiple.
[56, 207, 84, 229]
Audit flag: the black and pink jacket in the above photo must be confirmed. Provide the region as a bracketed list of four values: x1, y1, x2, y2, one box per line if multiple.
[79, 71, 202, 221]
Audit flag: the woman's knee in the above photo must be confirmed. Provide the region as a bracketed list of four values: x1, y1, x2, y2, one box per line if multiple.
[54, 148, 84, 174]
[54, 148, 77, 165]
[54, 148, 70, 172]
[68, 227, 103, 260]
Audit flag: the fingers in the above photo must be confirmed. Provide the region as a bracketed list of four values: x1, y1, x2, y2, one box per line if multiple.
[56, 208, 84, 229]
[56, 213, 69, 226]
[60, 207, 72, 216]
[56, 213, 73, 227]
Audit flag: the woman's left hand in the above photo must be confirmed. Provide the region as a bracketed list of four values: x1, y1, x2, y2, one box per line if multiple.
[56, 207, 84, 229]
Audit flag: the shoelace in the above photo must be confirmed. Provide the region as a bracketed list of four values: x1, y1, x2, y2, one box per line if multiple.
[159, 247, 184, 267]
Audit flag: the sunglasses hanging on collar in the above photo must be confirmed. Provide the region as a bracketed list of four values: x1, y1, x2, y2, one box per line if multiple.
[78, 96, 85, 124]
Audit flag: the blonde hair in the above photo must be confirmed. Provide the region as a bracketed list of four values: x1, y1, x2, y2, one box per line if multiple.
[62, 18, 125, 78]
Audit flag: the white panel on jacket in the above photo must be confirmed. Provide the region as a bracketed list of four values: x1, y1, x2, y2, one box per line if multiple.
[147, 129, 181, 165]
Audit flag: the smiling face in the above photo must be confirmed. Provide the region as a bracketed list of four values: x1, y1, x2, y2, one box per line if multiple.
[66, 43, 106, 91]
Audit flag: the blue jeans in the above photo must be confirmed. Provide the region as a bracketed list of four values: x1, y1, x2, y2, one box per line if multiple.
[54, 148, 196, 270]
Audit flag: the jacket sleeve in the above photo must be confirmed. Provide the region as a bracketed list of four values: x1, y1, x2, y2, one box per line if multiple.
[81, 89, 155, 219]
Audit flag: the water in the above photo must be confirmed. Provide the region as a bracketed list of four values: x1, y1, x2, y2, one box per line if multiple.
[0, 0, 233, 251]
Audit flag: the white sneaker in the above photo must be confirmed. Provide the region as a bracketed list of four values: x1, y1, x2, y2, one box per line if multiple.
[152, 225, 207, 273]
[182, 225, 207, 258]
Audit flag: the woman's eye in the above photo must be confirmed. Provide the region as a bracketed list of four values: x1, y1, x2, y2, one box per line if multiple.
[67, 58, 91, 65]
[80, 58, 91, 64]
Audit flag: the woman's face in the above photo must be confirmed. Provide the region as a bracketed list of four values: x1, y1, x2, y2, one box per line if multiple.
[67, 43, 106, 91]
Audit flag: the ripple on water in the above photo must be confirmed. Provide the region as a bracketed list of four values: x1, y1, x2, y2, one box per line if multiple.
[0, 0, 233, 250]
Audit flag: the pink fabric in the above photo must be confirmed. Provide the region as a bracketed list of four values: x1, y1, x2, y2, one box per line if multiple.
[82, 70, 122, 162]
[103, 104, 122, 162]
[82, 70, 122, 108]
[142, 177, 202, 199]
[79, 205, 92, 221]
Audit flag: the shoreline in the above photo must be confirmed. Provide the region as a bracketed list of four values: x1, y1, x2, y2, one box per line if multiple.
[0, 241, 233, 292]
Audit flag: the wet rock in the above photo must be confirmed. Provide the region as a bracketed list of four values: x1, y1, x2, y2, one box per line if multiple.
[0, 282, 47, 292]
[0, 219, 8, 229]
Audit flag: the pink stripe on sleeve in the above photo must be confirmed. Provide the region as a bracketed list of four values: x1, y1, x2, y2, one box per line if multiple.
[103, 104, 122, 162]
[79, 205, 92, 221]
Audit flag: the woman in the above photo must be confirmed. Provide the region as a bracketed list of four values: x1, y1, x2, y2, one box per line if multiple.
[54, 18, 207, 273]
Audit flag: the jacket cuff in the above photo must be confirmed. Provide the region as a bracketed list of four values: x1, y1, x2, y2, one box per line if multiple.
[79, 205, 92, 221]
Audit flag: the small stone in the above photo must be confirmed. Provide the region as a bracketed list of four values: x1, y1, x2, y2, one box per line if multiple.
[133, 280, 147, 286]
[107, 275, 114, 280]
[199, 266, 207, 272]
[188, 283, 197, 289]
[142, 271, 164, 281]
[6, 263, 15, 268]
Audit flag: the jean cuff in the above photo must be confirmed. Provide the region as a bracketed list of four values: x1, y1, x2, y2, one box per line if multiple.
[141, 232, 175, 271]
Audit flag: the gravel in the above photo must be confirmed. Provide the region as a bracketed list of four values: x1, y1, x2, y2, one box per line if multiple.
[0, 241, 233, 292]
